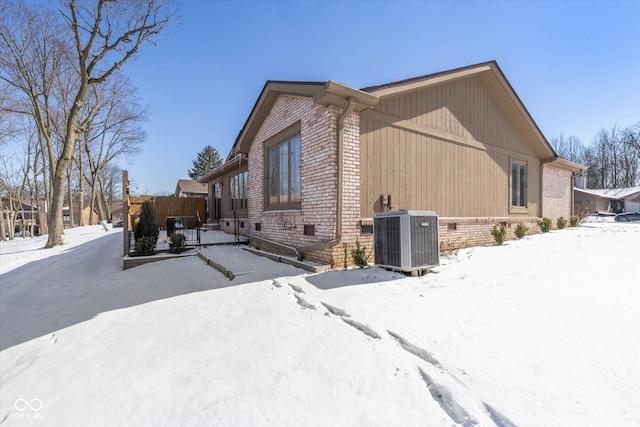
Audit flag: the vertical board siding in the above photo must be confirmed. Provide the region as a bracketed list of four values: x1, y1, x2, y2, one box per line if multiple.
[360, 75, 541, 219]
[129, 196, 206, 229]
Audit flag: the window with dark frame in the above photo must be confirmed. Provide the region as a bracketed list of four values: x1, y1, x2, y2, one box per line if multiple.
[511, 161, 527, 208]
[230, 171, 248, 210]
[360, 224, 373, 234]
[267, 133, 301, 208]
[303, 224, 315, 236]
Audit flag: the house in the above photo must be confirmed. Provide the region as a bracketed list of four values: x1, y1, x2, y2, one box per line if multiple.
[199, 61, 586, 267]
[175, 179, 209, 219]
[175, 179, 208, 198]
[574, 186, 640, 214]
[63, 205, 100, 227]
[1, 199, 42, 238]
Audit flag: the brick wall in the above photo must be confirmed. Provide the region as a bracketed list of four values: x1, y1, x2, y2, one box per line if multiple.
[541, 164, 572, 224]
[218, 216, 249, 235]
[249, 95, 360, 264]
[325, 109, 361, 268]
[437, 216, 541, 251]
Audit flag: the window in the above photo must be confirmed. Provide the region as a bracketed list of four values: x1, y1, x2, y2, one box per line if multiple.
[360, 224, 373, 234]
[511, 161, 527, 208]
[230, 171, 248, 210]
[267, 132, 301, 208]
[303, 224, 315, 236]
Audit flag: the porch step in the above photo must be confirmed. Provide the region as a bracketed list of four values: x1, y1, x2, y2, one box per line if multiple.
[202, 223, 220, 231]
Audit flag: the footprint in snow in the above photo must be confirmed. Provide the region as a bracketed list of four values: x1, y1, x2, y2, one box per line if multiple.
[342, 318, 380, 339]
[482, 401, 518, 427]
[289, 283, 304, 294]
[387, 330, 442, 369]
[294, 294, 315, 310]
[418, 367, 478, 426]
[320, 302, 351, 317]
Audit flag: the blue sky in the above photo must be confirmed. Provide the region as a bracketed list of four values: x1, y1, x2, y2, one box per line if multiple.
[122, 0, 640, 195]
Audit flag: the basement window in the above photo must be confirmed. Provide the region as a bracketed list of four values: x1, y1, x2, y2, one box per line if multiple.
[303, 224, 315, 236]
[447, 223, 457, 231]
[255, 223, 262, 231]
[360, 224, 374, 234]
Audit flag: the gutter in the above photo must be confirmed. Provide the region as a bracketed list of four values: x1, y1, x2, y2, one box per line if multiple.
[296, 96, 356, 261]
[197, 153, 246, 183]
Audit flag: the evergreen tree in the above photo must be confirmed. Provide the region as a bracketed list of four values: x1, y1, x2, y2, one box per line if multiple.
[134, 200, 159, 242]
[188, 145, 222, 179]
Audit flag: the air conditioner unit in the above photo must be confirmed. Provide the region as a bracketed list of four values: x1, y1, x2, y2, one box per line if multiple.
[374, 210, 439, 272]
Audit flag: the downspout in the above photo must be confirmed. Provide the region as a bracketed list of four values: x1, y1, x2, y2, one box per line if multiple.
[296, 96, 356, 261]
[570, 169, 583, 216]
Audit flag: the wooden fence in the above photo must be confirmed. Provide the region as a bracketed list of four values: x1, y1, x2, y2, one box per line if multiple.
[129, 196, 206, 230]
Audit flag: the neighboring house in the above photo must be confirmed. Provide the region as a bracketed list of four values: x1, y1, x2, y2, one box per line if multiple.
[175, 179, 209, 219]
[1, 199, 43, 238]
[200, 61, 586, 267]
[574, 186, 640, 214]
[175, 179, 208, 198]
[63, 205, 100, 227]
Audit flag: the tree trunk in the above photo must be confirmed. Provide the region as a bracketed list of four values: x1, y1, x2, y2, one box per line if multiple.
[45, 157, 72, 248]
[96, 174, 110, 220]
[0, 211, 6, 241]
[67, 168, 74, 228]
[78, 142, 85, 226]
[89, 179, 96, 225]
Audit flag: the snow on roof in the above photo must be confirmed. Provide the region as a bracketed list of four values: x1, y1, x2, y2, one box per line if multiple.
[176, 179, 208, 195]
[574, 186, 640, 199]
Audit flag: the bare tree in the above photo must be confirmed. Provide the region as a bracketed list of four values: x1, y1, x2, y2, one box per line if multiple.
[573, 124, 640, 189]
[0, 134, 37, 239]
[620, 123, 640, 187]
[550, 134, 585, 165]
[1, 0, 174, 248]
[77, 73, 147, 223]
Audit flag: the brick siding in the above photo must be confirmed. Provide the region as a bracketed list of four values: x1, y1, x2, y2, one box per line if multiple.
[541, 164, 572, 225]
[248, 95, 361, 266]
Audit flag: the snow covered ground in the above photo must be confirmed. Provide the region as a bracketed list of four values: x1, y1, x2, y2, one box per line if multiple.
[0, 221, 639, 426]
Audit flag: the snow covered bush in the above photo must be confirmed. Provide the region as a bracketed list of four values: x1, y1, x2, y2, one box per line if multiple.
[538, 217, 552, 233]
[515, 222, 528, 239]
[491, 224, 507, 245]
[169, 233, 187, 253]
[134, 236, 157, 256]
[556, 217, 567, 229]
[570, 215, 580, 227]
[351, 239, 370, 268]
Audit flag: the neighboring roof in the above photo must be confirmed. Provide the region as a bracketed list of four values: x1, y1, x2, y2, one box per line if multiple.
[574, 186, 640, 200]
[362, 60, 557, 160]
[175, 179, 208, 196]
